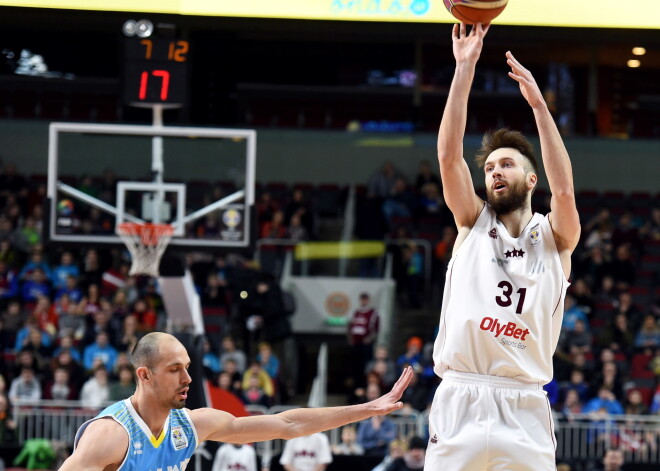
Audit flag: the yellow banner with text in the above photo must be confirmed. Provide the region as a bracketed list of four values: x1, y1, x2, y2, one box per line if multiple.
[1, 0, 657, 29]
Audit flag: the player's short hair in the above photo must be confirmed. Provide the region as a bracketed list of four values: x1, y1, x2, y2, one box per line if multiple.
[475, 128, 539, 175]
[131, 332, 165, 371]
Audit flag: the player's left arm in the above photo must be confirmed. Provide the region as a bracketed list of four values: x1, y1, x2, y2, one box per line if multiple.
[191, 367, 412, 444]
[506, 51, 581, 255]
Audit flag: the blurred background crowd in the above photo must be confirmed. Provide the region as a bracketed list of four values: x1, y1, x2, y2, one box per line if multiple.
[0, 159, 658, 470]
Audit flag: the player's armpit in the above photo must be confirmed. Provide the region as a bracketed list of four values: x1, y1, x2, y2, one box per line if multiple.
[58, 418, 128, 471]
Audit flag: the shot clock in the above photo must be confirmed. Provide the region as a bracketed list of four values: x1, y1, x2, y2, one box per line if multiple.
[123, 37, 190, 106]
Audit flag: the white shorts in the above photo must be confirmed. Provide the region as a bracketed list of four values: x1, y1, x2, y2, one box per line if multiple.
[424, 370, 556, 471]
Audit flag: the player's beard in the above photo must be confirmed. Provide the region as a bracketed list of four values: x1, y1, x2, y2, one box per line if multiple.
[153, 379, 187, 409]
[170, 396, 186, 409]
[486, 178, 530, 216]
[158, 393, 186, 410]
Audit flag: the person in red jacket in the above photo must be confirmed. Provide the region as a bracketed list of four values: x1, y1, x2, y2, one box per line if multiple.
[348, 293, 380, 388]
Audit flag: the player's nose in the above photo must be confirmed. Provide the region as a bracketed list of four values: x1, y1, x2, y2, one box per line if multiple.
[182, 369, 192, 384]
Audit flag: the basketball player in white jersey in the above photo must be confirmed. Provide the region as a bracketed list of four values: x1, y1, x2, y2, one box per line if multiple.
[424, 23, 581, 470]
[59, 332, 412, 471]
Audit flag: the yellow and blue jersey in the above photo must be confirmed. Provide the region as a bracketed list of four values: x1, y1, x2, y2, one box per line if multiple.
[74, 398, 198, 471]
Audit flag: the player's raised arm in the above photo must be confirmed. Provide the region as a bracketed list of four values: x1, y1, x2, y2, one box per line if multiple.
[506, 51, 581, 254]
[191, 366, 413, 444]
[438, 23, 489, 230]
[58, 418, 128, 471]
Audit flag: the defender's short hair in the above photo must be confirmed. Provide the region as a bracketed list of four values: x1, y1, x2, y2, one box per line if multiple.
[475, 128, 539, 175]
[130, 332, 166, 371]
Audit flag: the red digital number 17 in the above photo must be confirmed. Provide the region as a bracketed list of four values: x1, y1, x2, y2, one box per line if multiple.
[138, 70, 171, 101]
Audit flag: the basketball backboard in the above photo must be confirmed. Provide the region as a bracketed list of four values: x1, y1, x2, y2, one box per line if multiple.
[46, 122, 256, 249]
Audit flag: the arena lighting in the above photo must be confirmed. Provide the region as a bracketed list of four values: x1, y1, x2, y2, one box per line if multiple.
[627, 59, 641, 68]
[136, 19, 154, 38]
[632, 47, 646, 56]
[122, 19, 154, 37]
[122, 19, 137, 37]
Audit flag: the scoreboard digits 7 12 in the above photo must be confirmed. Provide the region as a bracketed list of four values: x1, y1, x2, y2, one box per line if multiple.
[123, 38, 190, 106]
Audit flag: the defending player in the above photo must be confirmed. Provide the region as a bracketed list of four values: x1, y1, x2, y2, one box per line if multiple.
[59, 332, 412, 471]
[424, 23, 580, 470]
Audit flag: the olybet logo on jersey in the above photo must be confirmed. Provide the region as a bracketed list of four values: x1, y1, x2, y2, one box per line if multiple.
[480, 316, 530, 349]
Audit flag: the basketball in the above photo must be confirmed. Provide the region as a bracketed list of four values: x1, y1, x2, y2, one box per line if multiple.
[444, 0, 509, 25]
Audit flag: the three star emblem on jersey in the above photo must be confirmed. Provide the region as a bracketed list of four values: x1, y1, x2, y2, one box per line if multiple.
[504, 248, 525, 258]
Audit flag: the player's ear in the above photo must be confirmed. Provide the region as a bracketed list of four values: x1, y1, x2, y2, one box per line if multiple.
[527, 172, 537, 190]
[136, 366, 150, 382]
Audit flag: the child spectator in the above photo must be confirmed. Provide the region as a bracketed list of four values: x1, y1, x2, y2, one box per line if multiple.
[8, 367, 41, 402]
[52, 252, 80, 291]
[82, 331, 118, 372]
[43, 367, 77, 401]
[220, 336, 247, 374]
[280, 432, 332, 471]
[109, 364, 135, 401]
[562, 389, 583, 417]
[372, 438, 407, 471]
[634, 315, 660, 349]
[385, 436, 426, 471]
[79, 366, 110, 408]
[624, 388, 649, 415]
[256, 342, 280, 380]
[20, 267, 51, 303]
[240, 374, 271, 407]
[332, 425, 364, 455]
[396, 337, 423, 372]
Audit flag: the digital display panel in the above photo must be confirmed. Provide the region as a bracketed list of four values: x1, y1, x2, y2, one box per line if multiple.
[123, 38, 189, 105]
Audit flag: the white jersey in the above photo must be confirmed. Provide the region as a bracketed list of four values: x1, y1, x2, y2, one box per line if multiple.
[433, 203, 569, 384]
[279, 433, 333, 471]
[212, 443, 257, 471]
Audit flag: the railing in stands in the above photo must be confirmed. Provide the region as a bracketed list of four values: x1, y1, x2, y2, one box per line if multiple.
[12, 399, 113, 446]
[12, 401, 660, 466]
[555, 413, 660, 465]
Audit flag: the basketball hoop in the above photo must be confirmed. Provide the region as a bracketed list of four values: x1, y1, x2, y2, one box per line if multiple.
[117, 222, 174, 277]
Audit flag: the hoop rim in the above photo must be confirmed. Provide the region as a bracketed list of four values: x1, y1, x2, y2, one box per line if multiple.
[117, 222, 175, 236]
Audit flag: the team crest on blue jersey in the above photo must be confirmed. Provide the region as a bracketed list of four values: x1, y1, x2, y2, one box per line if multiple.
[171, 425, 188, 450]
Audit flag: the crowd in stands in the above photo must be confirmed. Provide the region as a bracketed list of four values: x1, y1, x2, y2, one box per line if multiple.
[0, 159, 659, 469]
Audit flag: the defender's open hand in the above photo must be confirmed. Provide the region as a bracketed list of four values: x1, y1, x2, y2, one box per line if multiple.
[368, 366, 414, 415]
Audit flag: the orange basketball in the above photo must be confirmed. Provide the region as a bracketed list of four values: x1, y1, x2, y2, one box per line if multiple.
[444, 0, 509, 25]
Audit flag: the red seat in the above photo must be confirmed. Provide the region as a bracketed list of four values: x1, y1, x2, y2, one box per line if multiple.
[631, 353, 654, 379]
[203, 307, 228, 334]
